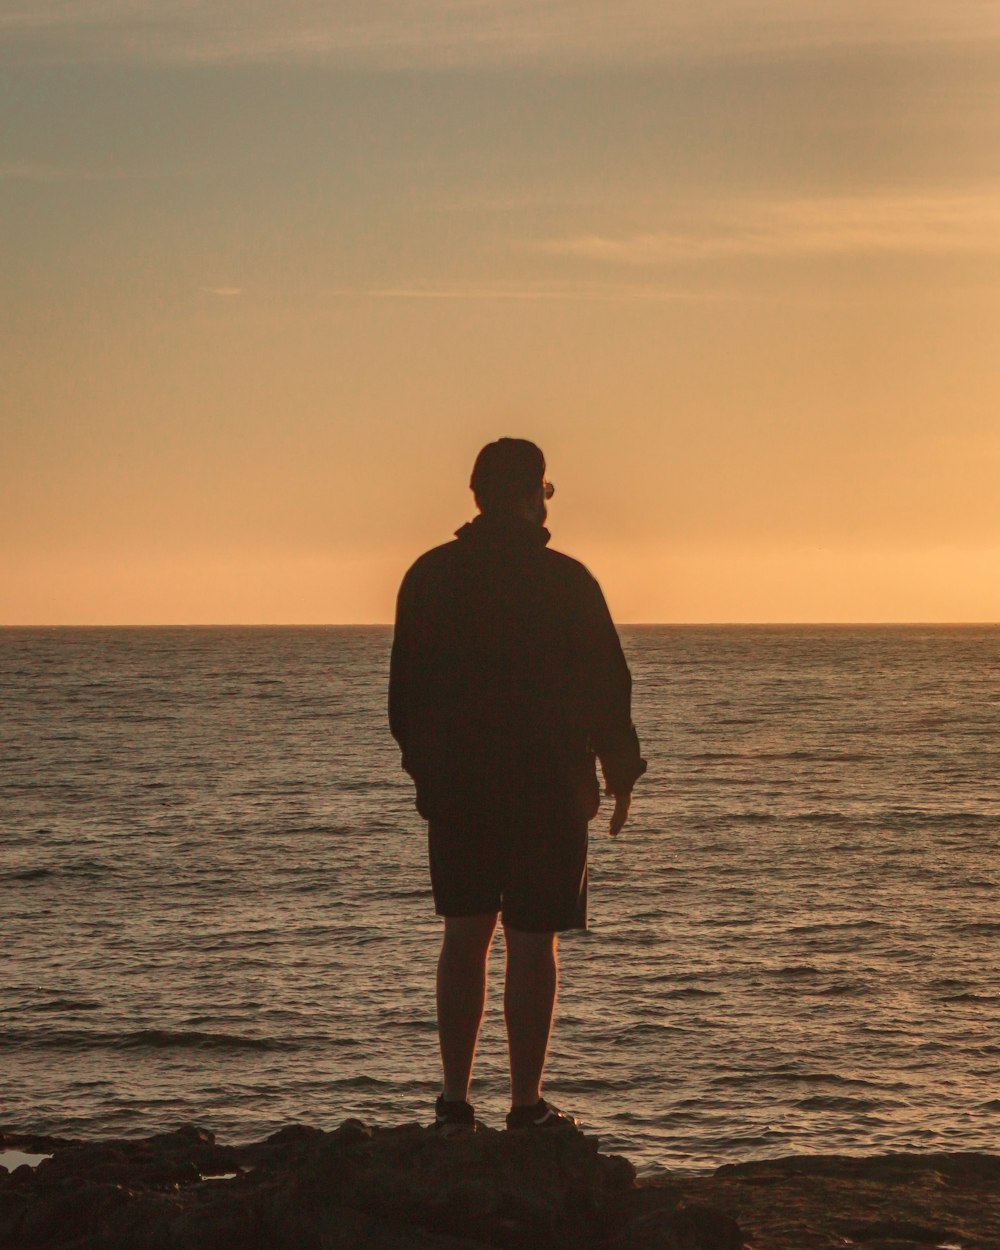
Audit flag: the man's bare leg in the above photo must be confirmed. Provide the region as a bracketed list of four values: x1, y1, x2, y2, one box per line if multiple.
[437, 913, 498, 1102]
[503, 927, 558, 1107]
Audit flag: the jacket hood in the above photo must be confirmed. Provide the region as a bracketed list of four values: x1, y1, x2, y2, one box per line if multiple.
[454, 514, 551, 549]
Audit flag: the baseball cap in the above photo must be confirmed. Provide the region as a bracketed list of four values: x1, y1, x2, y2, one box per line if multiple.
[470, 438, 546, 505]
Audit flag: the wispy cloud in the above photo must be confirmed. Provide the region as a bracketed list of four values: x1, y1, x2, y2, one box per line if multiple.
[326, 282, 717, 303]
[200, 286, 243, 297]
[536, 190, 1000, 265]
[2, 1, 996, 67]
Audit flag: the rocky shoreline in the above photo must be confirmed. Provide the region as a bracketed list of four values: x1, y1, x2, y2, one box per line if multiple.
[1, 1121, 996, 1249]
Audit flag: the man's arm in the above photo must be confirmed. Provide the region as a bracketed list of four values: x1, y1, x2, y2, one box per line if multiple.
[388, 566, 419, 769]
[578, 572, 647, 834]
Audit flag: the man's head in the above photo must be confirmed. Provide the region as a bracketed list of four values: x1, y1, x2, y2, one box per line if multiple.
[470, 438, 553, 524]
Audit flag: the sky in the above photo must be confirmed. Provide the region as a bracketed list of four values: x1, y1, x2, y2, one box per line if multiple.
[3, 1, 1000, 623]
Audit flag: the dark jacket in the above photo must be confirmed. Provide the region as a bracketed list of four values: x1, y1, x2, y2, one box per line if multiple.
[389, 514, 646, 822]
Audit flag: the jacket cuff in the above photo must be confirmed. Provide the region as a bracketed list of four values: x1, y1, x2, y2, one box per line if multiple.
[601, 754, 647, 798]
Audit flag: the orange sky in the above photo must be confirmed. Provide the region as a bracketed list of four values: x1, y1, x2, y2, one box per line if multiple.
[3, 2, 999, 623]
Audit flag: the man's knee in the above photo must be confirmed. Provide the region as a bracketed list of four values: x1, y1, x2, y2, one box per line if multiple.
[442, 913, 498, 960]
[503, 926, 557, 965]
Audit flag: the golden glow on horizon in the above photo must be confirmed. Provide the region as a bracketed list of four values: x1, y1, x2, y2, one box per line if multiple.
[6, 542, 1000, 627]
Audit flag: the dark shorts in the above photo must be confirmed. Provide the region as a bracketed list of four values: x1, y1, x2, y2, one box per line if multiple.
[428, 812, 589, 933]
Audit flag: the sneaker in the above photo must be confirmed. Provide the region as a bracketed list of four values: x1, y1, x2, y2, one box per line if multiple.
[505, 1098, 581, 1133]
[433, 1094, 476, 1137]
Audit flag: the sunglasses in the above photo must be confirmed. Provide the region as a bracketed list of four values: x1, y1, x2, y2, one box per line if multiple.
[542, 481, 555, 500]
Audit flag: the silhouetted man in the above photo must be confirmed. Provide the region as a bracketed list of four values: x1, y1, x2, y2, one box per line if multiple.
[389, 438, 645, 1134]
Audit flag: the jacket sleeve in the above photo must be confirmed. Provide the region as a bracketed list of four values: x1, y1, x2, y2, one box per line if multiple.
[578, 573, 647, 797]
[388, 565, 419, 772]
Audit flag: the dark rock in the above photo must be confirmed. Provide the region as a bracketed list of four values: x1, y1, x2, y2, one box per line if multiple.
[852, 1243, 936, 1250]
[14, 1178, 128, 1247]
[0, 1134, 75, 1156]
[150, 1124, 215, 1148]
[160, 1192, 270, 1250]
[328, 1117, 372, 1141]
[716, 1150, 1000, 1185]
[264, 1124, 326, 1147]
[277, 1203, 491, 1250]
[675, 1150, 1000, 1250]
[287, 1122, 635, 1248]
[836, 1217, 948, 1243]
[97, 1190, 180, 1250]
[5, 1122, 999, 1250]
[613, 1201, 743, 1250]
[0, 1190, 29, 1247]
[605, 1180, 742, 1250]
[33, 1144, 200, 1190]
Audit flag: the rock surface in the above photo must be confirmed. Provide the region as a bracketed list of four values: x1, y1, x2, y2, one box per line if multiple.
[1, 1122, 996, 1250]
[687, 1152, 1000, 1250]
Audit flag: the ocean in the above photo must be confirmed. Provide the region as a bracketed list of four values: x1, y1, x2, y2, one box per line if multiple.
[2, 625, 998, 1173]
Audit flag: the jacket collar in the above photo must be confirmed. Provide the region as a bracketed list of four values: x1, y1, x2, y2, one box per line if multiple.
[455, 513, 551, 548]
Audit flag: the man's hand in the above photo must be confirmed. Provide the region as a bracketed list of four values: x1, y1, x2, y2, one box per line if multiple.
[609, 792, 631, 838]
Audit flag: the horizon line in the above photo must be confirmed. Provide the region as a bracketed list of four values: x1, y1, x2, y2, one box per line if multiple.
[2, 621, 999, 630]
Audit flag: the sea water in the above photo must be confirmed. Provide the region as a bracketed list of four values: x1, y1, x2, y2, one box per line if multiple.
[2, 625, 998, 1172]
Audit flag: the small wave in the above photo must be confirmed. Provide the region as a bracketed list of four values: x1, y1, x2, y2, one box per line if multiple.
[616, 1022, 689, 1039]
[116, 714, 178, 724]
[817, 981, 868, 997]
[684, 750, 874, 763]
[882, 811, 1000, 830]
[758, 750, 875, 763]
[548, 1076, 635, 1093]
[942, 992, 1000, 1005]
[703, 1130, 787, 1150]
[326, 1075, 391, 1089]
[273, 824, 353, 838]
[370, 1019, 437, 1033]
[5, 859, 114, 881]
[951, 921, 1000, 937]
[712, 1071, 880, 1089]
[697, 916, 758, 928]
[30, 999, 103, 1013]
[662, 987, 722, 1000]
[788, 920, 885, 935]
[0, 1028, 299, 1053]
[118, 1030, 295, 1051]
[795, 1095, 882, 1112]
[644, 971, 708, 986]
